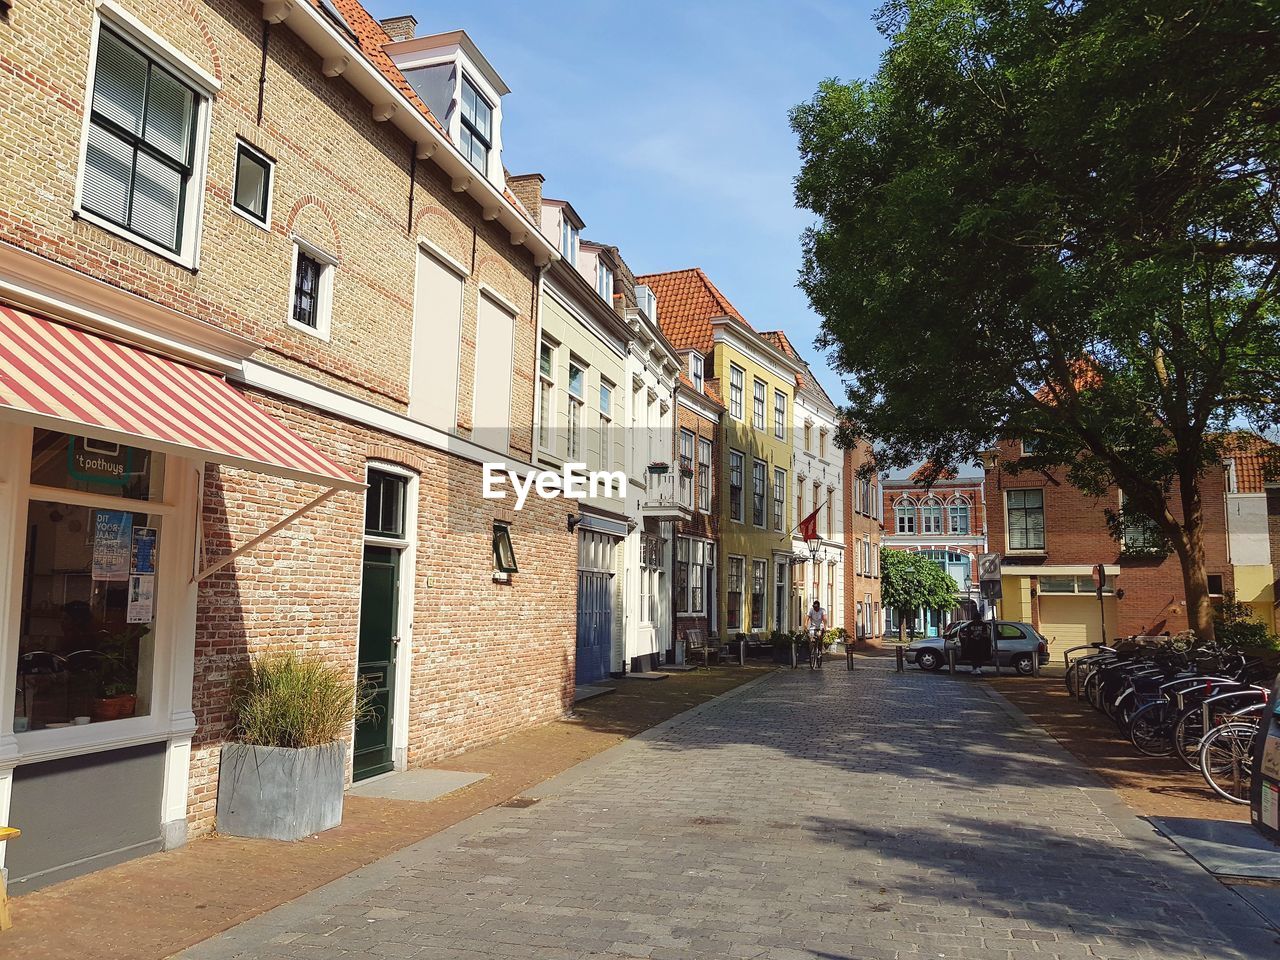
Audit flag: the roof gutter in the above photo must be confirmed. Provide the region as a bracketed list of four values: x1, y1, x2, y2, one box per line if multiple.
[259, 0, 558, 266]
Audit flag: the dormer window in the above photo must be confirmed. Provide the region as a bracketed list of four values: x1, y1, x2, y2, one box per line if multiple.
[596, 261, 614, 301]
[559, 216, 578, 264]
[635, 285, 657, 322]
[689, 353, 704, 392]
[459, 75, 492, 174]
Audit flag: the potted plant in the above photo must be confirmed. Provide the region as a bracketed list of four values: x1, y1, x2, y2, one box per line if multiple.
[216, 652, 371, 841]
[647, 461, 670, 475]
[91, 625, 146, 721]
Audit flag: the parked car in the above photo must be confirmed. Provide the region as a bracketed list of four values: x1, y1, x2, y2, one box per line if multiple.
[906, 621, 1049, 675]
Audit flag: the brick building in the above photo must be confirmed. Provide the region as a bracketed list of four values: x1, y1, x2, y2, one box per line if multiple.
[843, 440, 884, 643]
[881, 466, 988, 637]
[0, 0, 579, 889]
[985, 440, 1232, 654]
[1223, 432, 1280, 632]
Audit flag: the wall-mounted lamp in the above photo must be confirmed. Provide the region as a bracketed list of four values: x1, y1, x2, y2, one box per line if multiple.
[567, 513, 582, 533]
[1115, 588, 1126, 601]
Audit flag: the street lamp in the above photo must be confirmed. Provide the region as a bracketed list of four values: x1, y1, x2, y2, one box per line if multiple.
[806, 534, 823, 605]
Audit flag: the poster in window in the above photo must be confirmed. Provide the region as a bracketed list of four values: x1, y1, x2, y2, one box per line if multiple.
[131, 526, 157, 574]
[92, 510, 132, 581]
[127, 574, 155, 624]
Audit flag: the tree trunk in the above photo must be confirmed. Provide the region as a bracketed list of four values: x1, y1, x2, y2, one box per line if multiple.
[1168, 480, 1216, 644]
[899, 614, 907, 644]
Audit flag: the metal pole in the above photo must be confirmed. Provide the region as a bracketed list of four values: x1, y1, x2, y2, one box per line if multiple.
[790, 641, 797, 669]
[948, 645, 956, 674]
[895, 645, 904, 673]
[847, 642, 854, 671]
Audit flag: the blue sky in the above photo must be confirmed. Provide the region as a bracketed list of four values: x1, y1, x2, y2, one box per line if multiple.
[364, 0, 888, 401]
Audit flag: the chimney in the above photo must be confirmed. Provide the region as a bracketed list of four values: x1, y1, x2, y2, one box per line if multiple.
[505, 173, 544, 218]
[379, 15, 417, 42]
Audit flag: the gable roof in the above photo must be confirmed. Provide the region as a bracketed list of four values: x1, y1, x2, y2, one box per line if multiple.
[1220, 432, 1280, 493]
[636, 268, 753, 354]
[326, 0, 446, 135]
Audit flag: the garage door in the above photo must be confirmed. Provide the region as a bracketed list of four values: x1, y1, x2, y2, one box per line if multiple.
[1037, 595, 1119, 658]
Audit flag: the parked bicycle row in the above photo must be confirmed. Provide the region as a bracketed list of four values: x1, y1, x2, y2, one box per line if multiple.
[1064, 635, 1278, 805]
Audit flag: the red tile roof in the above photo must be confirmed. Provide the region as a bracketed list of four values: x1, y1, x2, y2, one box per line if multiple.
[909, 461, 959, 484]
[1220, 432, 1280, 493]
[326, 0, 447, 136]
[636, 268, 754, 354]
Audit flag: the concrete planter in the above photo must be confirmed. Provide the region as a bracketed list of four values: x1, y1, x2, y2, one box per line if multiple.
[216, 741, 346, 841]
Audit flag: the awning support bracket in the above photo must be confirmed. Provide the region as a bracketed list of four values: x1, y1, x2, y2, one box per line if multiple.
[194, 486, 341, 584]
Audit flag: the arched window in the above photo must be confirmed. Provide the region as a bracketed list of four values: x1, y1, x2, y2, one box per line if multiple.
[947, 496, 970, 535]
[895, 496, 916, 534]
[920, 497, 943, 535]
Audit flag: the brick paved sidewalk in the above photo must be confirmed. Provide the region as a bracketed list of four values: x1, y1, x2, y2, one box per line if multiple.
[179, 660, 1277, 960]
[0, 664, 771, 960]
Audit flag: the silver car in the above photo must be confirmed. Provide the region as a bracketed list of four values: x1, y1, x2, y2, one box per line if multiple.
[906, 621, 1049, 675]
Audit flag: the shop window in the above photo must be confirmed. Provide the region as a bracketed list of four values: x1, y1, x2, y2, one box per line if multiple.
[15, 429, 165, 733]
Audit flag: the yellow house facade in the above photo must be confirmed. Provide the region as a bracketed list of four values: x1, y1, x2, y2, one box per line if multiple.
[712, 319, 802, 636]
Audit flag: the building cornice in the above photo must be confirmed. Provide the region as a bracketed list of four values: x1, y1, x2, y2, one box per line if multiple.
[259, 0, 556, 264]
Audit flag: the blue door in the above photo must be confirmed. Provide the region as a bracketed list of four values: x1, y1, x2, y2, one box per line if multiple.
[576, 571, 612, 684]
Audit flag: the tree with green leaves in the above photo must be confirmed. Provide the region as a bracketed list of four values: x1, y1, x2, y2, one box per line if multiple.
[881, 549, 959, 642]
[791, 0, 1280, 641]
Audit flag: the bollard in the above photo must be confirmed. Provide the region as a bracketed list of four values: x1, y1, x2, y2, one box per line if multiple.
[1032, 649, 1040, 677]
[790, 641, 797, 669]
[846, 643, 854, 671]
[895, 645, 904, 673]
[948, 646, 956, 675]
[739, 639, 746, 666]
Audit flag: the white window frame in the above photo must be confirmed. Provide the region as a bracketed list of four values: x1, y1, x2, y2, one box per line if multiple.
[1005, 488, 1046, 553]
[751, 458, 767, 528]
[679, 428, 695, 508]
[752, 378, 766, 431]
[728, 449, 744, 522]
[726, 555, 745, 631]
[774, 390, 786, 439]
[73, 6, 219, 270]
[537, 338, 557, 454]
[689, 353, 704, 392]
[596, 261, 614, 301]
[729, 364, 744, 421]
[230, 138, 273, 230]
[773, 466, 785, 531]
[286, 235, 336, 341]
[697, 437, 712, 513]
[598, 379, 613, 471]
[895, 496, 916, 535]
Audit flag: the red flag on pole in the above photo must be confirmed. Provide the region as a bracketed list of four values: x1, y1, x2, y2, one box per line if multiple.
[798, 504, 821, 543]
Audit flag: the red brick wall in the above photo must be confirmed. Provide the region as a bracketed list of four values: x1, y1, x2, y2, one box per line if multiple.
[0, 0, 573, 837]
[843, 441, 883, 640]
[188, 391, 577, 834]
[985, 441, 1232, 636]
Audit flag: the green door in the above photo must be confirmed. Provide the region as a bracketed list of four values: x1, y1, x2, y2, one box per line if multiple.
[354, 545, 399, 780]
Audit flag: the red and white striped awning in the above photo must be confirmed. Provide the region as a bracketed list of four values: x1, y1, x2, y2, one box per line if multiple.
[0, 305, 363, 491]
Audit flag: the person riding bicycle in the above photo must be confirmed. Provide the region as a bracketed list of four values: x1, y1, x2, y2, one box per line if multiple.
[806, 601, 827, 667]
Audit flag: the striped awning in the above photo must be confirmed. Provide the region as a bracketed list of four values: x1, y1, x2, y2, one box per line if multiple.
[0, 305, 363, 491]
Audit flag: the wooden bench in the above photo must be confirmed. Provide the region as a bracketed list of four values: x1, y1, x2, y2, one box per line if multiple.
[0, 826, 19, 932]
[683, 629, 722, 668]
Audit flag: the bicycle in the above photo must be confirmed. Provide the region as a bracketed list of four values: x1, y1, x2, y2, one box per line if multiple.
[808, 627, 824, 670]
[1198, 706, 1262, 804]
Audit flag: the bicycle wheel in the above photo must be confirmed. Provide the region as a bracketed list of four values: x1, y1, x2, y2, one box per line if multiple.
[1129, 701, 1174, 756]
[1065, 662, 1079, 697]
[1199, 722, 1256, 804]
[1172, 708, 1207, 769]
[1084, 670, 1105, 711]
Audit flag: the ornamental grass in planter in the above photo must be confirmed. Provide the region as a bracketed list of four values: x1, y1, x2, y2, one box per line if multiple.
[216, 653, 370, 841]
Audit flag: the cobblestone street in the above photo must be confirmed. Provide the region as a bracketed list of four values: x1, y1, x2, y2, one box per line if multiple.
[181, 662, 1277, 960]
